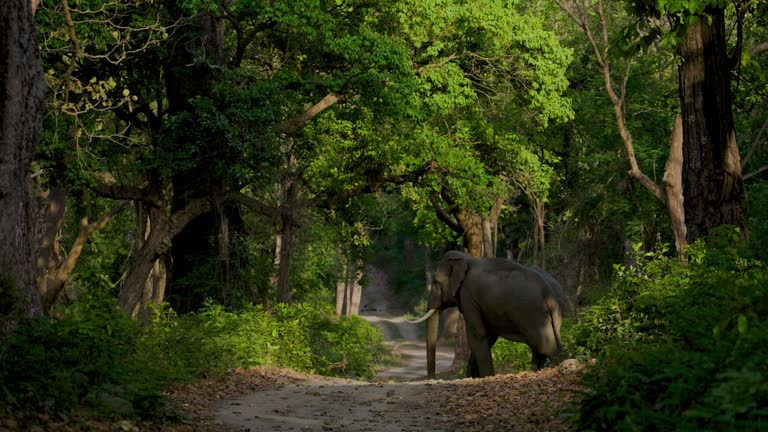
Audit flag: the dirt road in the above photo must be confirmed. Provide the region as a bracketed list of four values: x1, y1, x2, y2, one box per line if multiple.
[212, 265, 581, 432]
[359, 265, 454, 381]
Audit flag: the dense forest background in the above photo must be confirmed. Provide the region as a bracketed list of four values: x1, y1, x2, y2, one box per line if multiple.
[1, 0, 767, 430]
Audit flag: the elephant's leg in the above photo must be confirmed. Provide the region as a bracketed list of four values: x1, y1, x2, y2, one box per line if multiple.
[531, 350, 548, 371]
[465, 328, 496, 377]
[466, 351, 480, 377]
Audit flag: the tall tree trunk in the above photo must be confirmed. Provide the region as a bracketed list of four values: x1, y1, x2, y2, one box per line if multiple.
[334, 251, 346, 316]
[217, 209, 231, 307]
[663, 116, 686, 254]
[481, 198, 503, 258]
[120, 202, 168, 318]
[0, 0, 46, 334]
[344, 261, 353, 317]
[349, 262, 363, 316]
[458, 213, 483, 257]
[679, 8, 746, 242]
[531, 199, 546, 268]
[35, 187, 66, 301]
[274, 140, 299, 304]
[277, 216, 294, 303]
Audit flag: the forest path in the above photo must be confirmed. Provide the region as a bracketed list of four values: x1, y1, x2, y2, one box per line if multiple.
[211, 266, 581, 432]
[358, 264, 454, 381]
[212, 264, 455, 431]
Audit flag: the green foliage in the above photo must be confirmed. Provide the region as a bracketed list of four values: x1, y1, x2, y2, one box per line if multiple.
[305, 312, 386, 379]
[141, 301, 385, 380]
[491, 339, 532, 373]
[0, 290, 164, 419]
[572, 231, 768, 430]
[1, 292, 385, 420]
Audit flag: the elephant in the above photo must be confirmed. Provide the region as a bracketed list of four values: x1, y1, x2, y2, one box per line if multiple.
[410, 251, 564, 379]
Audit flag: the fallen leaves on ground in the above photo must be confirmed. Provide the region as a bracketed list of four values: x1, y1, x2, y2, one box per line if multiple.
[1, 365, 585, 432]
[0, 367, 312, 432]
[425, 366, 584, 431]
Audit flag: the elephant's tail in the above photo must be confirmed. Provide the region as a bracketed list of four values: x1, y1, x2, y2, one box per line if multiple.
[545, 296, 563, 354]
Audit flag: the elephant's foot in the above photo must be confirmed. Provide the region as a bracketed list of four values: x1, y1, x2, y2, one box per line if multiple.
[531, 351, 548, 371]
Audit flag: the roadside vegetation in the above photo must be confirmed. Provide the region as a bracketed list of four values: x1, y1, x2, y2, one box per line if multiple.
[0, 293, 385, 422]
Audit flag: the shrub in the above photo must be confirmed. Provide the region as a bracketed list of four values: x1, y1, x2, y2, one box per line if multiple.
[1, 295, 386, 421]
[573, 231, 768, 430]
[0, 290, 167, 419]
[307, 312, 385, 378]
[491, 339, 532, 373]
[138, 301, 385, 380]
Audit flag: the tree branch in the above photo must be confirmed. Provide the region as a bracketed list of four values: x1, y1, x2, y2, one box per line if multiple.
[89, 181, 155, 205]
[750, 42, 768, 56]
[744, 164, 768, 181]
[741, 114, 768, 170]
[225, 191, 279, 219]
[169, 198, 212, 239]
[429, 195, 463, 235]
[279, 93, 339, 136]
[42, 200, 130, 309]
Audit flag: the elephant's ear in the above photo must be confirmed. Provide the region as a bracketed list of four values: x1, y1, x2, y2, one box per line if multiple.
[448, 257, 468, 301]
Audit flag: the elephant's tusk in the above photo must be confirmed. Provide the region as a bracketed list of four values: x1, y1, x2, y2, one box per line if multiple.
[405, 308, 438, 324]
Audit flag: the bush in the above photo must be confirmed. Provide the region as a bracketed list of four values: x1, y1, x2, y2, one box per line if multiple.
[491, 339, 532, 373]
[1, 296, 386, 421]
[0, 290, 168, 419]
[139, 301, 385, 380]
[572, 231, 768, 430]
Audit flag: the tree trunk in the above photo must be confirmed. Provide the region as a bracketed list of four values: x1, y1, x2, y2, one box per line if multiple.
[481, 198, 502, 258]
[663, 116, 687, 254]
[349, 263, 362, 316]
[274, 139, 299, 304]
[217, 210, 231, 307]
[458, 213, 483, 257]
[35, 187, 66, 302]
[531, 199, 546, 268]
[0, 0, 46, 334]
[120, 203, 168, 318]
[343, 258, 355, 317]
[277, 216, 294, 303]
[679, 8, 746, 242]
[482, 218, 494, 258]
[335, 279, 345, 317]
[42, 200, 126, 309]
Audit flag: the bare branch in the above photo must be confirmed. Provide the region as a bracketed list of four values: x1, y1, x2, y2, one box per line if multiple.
[225, 191, 279, 218]
[559, 0, 666, 204]
[89, 181, 154, 205]
[750, 42, 768, 56]
[169, 198, 212, 239]
[42, 200, 130, 309]
[744, 165, 768, 181]
[279, 93, 340, 136]
[741, 114, 768, 169]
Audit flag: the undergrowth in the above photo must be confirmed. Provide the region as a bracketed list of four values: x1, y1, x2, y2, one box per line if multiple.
[569, 228, 768, 431]
[0, 296, 385, 422]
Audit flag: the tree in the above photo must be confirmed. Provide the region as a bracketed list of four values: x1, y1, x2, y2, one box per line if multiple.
[620, 0, 749, 242]
[0, 0, 46, 333]
[675, 3, 746, 241]
[556, 0, 687, 253]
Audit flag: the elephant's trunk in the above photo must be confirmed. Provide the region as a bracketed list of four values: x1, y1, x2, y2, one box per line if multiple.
[426, 309, 439, 379]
